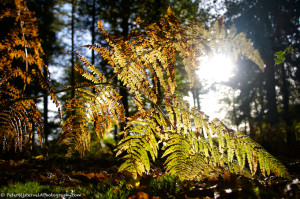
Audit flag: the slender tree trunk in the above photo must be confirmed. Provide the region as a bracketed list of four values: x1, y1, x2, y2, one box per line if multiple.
[192, 87, 200, 109]
[120, 0, 130, 131]
[91, 0, 95, 67]
[249, 117, 255, 139]
[196, 89, 200, 110]
[280, 64, 294, 144]
[265, 57, 279, 125]
[43, 65, 49, 146]
[71, 0, 75, 99]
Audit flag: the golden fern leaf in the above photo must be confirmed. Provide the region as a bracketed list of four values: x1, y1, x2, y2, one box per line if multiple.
[231, 33, 264, 70]
[59, 48, 126, 157]
[185, 18, 264, 86]
[59, 83, 125, 158]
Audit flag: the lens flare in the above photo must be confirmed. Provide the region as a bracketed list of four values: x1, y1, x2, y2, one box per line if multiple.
[197, 54, 236, 83]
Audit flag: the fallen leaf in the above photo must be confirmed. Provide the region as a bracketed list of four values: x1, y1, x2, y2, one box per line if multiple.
[85, 172, 95, 179]
[137, 191, 149, 199]
[129, 192, 148, 199]
[95, 171, 105, 179]
[224, 172, 231, 181]
[34, 155, 44, 160]
[113, 188, 120, 194]
[39, 174, 49, 183]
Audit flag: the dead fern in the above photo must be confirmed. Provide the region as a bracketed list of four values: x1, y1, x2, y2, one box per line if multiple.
[0, 0, 58, 152]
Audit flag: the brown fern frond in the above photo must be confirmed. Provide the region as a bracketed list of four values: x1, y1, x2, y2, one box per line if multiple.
[0, 0, 59, 153]
[59, 52, 125, 157]
[59, 84, 125, 158]
[0, 99, 43, 152]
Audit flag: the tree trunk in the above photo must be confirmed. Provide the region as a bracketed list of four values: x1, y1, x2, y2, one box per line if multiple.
[43, 65, 49, 146]
[264, 57, 279, 125]
[280, 64, 294, 144]
[71, 0, 76, 99]
[120, 0, 130, 131]
[192, 88, 200, 109]
[91, 0, 95, 67]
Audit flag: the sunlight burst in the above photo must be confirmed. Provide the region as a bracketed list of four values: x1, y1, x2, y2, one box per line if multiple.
[186, 54, 237, 120]
[197, 54, 236, 83]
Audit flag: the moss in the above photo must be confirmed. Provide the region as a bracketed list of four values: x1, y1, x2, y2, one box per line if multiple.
[148, 175, 182, 198]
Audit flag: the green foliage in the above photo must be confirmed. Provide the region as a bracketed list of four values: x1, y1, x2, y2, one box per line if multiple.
[0, 181, 45, 194]
[0, 181, 67, 198]
[161, 98, 288, 180]
[274, 45, 294, 65]
[72, 181, 132, 199]
[148, 175, 182, 197]
[0, 180, 132, 199]
[115, 109, 165, 179]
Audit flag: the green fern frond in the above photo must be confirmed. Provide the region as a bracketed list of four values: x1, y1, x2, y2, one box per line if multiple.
[161, 98, 289, 180]
[115, 109, 162, 179]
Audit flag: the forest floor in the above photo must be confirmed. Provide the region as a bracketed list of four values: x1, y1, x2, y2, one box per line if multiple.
[0, 154, 299, 199]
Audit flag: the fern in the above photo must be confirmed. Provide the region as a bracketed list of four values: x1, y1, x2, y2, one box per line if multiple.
[0, 100, 43, 151]
[114, 11, 287, 180]
[60, 8, 289, 181]
[0, 0, 58, 152]
[162, 98, 289, 180]
[186, 17, 265, 74]
[58, 53, 125, 158]
[115, 109, 161, 179]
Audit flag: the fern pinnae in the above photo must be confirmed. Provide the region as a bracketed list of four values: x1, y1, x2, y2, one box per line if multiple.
[115, 111, 162, 179]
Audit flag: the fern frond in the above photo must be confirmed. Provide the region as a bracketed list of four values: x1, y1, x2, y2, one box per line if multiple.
[0, 0, 58, 153]
[186, 18, 265, 79]
[59, 83, 125, 158]
[162, 98, 289, 180]
[0, 100, 43, 152]
[162, 133, 222, 181]
[115, 109, 162, 179]
[64, 8, 287, 182]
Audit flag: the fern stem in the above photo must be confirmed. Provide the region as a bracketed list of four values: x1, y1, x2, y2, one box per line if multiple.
[0, 82, 127, 109]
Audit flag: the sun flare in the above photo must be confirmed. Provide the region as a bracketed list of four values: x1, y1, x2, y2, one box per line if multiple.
[197, 54, 236, 83]
[184, 54, 237, 120]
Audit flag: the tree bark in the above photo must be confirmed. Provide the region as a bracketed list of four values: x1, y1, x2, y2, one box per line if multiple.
[120, 0, 130, 131]
[43, 65, 49, 146]
[71, 0, 76, 99]
[264, 57, 279, 125]
[91, 0, 95, 67]
[280, 64, 294, 144]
